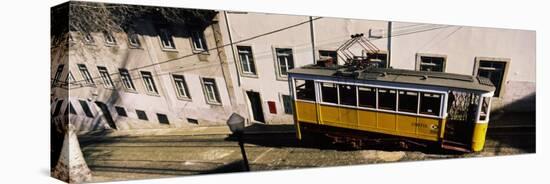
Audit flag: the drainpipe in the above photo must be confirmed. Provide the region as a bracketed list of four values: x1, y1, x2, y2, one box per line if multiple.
[387, 21, 392, 68]
[223, 11, 241, 86]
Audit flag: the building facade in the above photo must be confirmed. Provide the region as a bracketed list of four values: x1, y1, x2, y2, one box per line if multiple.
[51, 4, 242, 132]
[219, 11, 535, 126]
[51, 3, 536, 132]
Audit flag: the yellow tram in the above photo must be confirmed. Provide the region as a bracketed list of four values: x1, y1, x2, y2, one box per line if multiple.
[288, 63, 495, 152]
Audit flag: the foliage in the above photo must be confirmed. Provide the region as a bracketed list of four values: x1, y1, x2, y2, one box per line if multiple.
[51, 1, 217, 45]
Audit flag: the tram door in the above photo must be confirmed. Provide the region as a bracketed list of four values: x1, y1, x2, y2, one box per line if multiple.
[444, 91, 479, 147]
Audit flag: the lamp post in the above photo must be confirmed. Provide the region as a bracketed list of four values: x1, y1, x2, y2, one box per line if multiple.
[226, 113, 250, 171]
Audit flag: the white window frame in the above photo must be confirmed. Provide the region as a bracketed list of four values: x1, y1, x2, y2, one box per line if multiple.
[119, 68, 136, 91]
[367, 51, 389, 68]
[477, 93, 494, 123]
[97, 66, 114, 88]
[103, 31, 117, 45]
[292, 77, 447, 119]
[191, 30, 207, 51]
[473, 57, 510, 98]
[274, 47, 295, 80]
[140, 71, 159, 95]
[82, 32, 94, 44]
[237, 45, 257, 76]
[201, 77, 221, 105]
[127, 32, 141, 48]
[415, 53, 447, 72]
[53, 64, 64, 86]
[158, 28, 176, 50]
[66, 71, 75, 85]
[293, 79, 316, 103]
[171, 74, 191, 100]
[77, 64, 94, 85]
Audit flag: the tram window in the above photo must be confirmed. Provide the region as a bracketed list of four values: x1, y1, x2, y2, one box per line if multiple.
[398, 90, 419, 113]
[420, 92, 442, 116]
[479, 97, 490, 121]
[358, 87, 376, 108]
[378, 88, 396, 110]
[338, 84, 357, 106]
[321, 82, 338, 104]
[295, 79, 315, 101]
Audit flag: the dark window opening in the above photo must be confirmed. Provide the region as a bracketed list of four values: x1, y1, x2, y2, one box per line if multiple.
[78, 100, 94, 118]
[295, 79, 315, 101]
[191, 30, 207, 51]
[83, 32, 94, 43]
[398, 90, 419, 113]
[136, 110, 148, 120]
[53, 64, 64, 86]
[319, 50, 338, 65]
[378, 88, 396, 111]
[419, 56, 445, 72]
[358, 87, 376, 108]
[420, 92, 442, 116]
[115, 106, 127, 117]
[159, 28, 175, 49]
[68, 103, 77, 115]
[321, 82, 338, 104]
[127, 32, 141, 47]
[157, 113, 170, 124]
[52, 100, 64, 117]
[187, 118, 199, 124]
[367, 53, 388, 68]
[102, 31, 116, 44]
[338, 84, 357, 106]
[477, 60, 506, 97]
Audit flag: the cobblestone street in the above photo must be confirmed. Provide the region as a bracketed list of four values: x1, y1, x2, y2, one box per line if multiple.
[78, 125, 535, 183]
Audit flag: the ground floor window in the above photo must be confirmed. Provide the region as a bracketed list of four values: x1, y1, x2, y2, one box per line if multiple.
[282, 95, 293, 114]
[78, 100, 94, 117]
[157, 113, 169, 124]
[115, 106, 127, 117]
[136, 110, 148, 120]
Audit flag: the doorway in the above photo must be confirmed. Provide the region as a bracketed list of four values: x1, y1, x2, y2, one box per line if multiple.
[94, 101, 118, 130]
[246, 91, 265, 123]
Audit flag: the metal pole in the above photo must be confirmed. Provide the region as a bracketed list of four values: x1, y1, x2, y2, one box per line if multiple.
[224, 11, 241, 86]
[387, 21, 392, 68]
[310, 16, 316, 64]
[238, 133, 250, 171]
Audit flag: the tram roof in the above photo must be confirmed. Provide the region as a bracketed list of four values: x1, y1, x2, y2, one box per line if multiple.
[288, 64, 496, 92]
